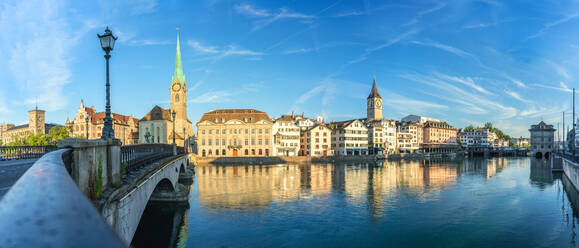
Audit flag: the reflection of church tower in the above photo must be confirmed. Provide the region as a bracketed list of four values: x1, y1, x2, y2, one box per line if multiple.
[367, 78, 382, 121]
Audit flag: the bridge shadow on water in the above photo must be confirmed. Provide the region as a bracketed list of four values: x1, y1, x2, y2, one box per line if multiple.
[131, 202, 189, 248]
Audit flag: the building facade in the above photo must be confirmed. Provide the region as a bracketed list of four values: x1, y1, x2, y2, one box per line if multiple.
[329, 119, 369, 156]
[272, 115, 300, 156]
[397, 122, 423, 147]
[422, 121, 457, 144]
[529, 121, 555, 159]
[401, 115, 440, 124]
[458, 129, 498, 147]
[139, 31, 194, 147]
[510, 137, 530, 147]
[2, 107, 58, 145]
[397, 132, 418, 153]
[299, 124, 332, 156]
[196, 109, 273, 157]
[69, 100, 138, 144]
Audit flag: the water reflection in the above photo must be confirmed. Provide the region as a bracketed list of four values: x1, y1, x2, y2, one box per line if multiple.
[134, 157, 579, 247]
[131, 203, 188, 248]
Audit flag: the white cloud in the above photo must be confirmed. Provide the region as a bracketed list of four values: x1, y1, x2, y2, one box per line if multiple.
[504, 89, 529, 103]
[527, 11, 579, 39]
[187, 40, 263, 62]
[435, 72, 493, 95]
[282, 48, 313, 54]
[504, 75, 527, 88]
[348, 29, 418, 65]
[412, 40, 475, 59]
[545, 60, 570, 79]
[128, 39, 171, 46]
[0, 0, 79, 111]
[234, 3, 313, 31]
[402, 2, 446, 26]
[534, 82, 573, 93]
[188, 40, 220, 54]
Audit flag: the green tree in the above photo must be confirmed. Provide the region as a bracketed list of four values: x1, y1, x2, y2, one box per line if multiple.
[457, 137, 463, 146]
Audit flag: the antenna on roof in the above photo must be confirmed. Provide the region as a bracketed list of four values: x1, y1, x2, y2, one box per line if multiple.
[35, 97, 38, 110]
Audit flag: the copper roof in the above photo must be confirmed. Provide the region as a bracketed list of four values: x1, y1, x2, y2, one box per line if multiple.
[198, 109, 271, 124]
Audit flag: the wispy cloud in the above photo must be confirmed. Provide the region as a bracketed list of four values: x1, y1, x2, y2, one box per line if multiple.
[402, 2, 446, 26]
[187, 40, 263, 62]
[128, 39, 171, 46]
[282, 48, 313, 54]
[402, 72, 517, 119]
[235, 3, 314, 31]
[534, 82, 573, 93]
[435, 72, 494, 95]
[412, 40, 475, 59]
[504, 89, 529, 103]
[504, 75, 527, 88]
[348, 29, 419, 65]
[527, 11, 579, 39]
[190, 82, 263, 103]
[545, 60, 570, 79]
[382, 92, 449, 114]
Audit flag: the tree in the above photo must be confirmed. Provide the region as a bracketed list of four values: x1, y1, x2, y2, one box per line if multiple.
[508, 141, 515, 147]
[5, 126, 75, 147]
[457, 137, 463, 147]
[464, 125, 476, 131]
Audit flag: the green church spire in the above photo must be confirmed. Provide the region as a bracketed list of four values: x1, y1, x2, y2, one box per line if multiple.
[172, 28, 186, 86]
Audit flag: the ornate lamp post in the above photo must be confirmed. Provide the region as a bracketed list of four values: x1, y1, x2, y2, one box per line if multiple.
[85, 116, 89, 139]
[98, 27, 118, 139]
[172, 110, 176, 155]
[183, 127, 187, 153]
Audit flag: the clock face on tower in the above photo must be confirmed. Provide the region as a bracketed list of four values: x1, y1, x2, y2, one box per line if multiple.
[376, 99, 382, 108]
[172, 83, 181, 92]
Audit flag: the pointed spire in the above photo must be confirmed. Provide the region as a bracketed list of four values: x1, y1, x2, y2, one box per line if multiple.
[172, 27, 186, 86]
[367, 77, 381, 99]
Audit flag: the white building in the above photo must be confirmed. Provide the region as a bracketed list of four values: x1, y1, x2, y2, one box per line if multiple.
[272, 115, 300, 156]
[329, 119, 369, 156]
[295, 116, 317, 131]
[458, 128, 497, 147]
[397, 132, 418, 153]
[383, 120, 397, 154]
[401, 114, 440, 124]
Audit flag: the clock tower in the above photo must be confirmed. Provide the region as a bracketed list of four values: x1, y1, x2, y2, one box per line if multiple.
[170, 30, 187, 121]
[367, 78, 382, 121]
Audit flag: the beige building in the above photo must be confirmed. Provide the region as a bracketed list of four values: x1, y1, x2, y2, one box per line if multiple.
[459, 128, 497, 147]
[422, 121, 457, 144]
[69, 100, 138, 144]
[398, 122, 423, 146]
[299, 124, 332, 156]
[2, 107, 58, 145]
[196, 109, 273, 157]
[138, 31, 194, 147]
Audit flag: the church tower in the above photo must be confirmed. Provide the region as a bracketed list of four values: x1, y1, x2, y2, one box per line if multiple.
[367, 78, 383, 121]
[28, 106, 46, 134]
[170, 30, 188, 121]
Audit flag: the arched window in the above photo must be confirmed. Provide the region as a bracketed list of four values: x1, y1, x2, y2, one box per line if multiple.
[252, 149, 255, 155]
[265, 149, 269, 156]
[202, 150, 206, 157]
[259, 149, 262, 155]
[208, 149, 213, 156]
[216, 150, 219, 156]
[222, 149, 226, 156]
[175, 94, 179, 103]
[245, 149, 248, 155]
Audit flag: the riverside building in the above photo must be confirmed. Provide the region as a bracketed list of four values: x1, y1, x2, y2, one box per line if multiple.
[458, 128, 498, 147]
[529, 121, 555, 159]
[422, 121, 457, 144]
[2, 107, 59, 144]
[69, 100, 139, 144]
[272, 115, 300, 156]
[299, 124, 332, 156]
[196, 109, 273, 157]
[329, 119, 369, 156]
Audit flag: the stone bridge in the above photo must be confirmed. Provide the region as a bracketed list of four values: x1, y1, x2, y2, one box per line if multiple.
[0, 139, 194, 247]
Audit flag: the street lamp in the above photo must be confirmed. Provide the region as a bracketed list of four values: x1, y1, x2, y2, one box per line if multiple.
[85, 116, 89, 139]
[183, 127, 187, 153]
[98, 27, 118, 140]
[172, 110, 176, 155]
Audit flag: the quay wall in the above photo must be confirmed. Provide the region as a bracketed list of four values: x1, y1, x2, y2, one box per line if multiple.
[562, 157, 579, 192]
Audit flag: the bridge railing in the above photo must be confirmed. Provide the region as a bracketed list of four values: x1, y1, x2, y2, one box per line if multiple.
[0, 145, 57, 160]
[121, 143, 184, 172]
[0, 149, 125, 247]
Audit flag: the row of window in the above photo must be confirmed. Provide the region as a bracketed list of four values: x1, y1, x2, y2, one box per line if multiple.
[201, 128, 270, 135]
[201, 148, 269, 156]
[201, 138, 270, 146]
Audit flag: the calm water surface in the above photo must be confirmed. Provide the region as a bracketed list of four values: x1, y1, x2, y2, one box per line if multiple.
[133, 157, 579, 248]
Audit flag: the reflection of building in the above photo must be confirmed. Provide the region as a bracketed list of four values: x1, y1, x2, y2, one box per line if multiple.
[69, 100, 138, 144]
[329, 119, 369, 156]
[299, 124, 332, 156]
[138, 31, 194, 147]
[529, 121, 555, 158]
[272, 115, 300, 156]
[2, 107, 59, 144]
[196, 109, 273, 157]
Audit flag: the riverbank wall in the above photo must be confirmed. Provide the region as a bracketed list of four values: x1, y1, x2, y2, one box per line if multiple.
[560, 156, 579, 192]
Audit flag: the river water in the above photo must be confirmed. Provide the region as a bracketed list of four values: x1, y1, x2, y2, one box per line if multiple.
[132, 157, 579, 248]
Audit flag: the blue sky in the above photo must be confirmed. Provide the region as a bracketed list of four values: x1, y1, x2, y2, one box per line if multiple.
[0, 0, 578, 137]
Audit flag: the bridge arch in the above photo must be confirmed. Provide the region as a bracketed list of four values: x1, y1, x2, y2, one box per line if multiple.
[535, 152, 543, 159]
[101, 155, 189, 245]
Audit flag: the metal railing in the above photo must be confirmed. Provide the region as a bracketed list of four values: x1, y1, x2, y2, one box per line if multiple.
[121, 143, 184, 171]
[0, 149, 125, 247]
[0, 145, 57, 160]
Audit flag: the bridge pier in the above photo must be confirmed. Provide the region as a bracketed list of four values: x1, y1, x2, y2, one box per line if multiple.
[57, 138, 122, 199]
